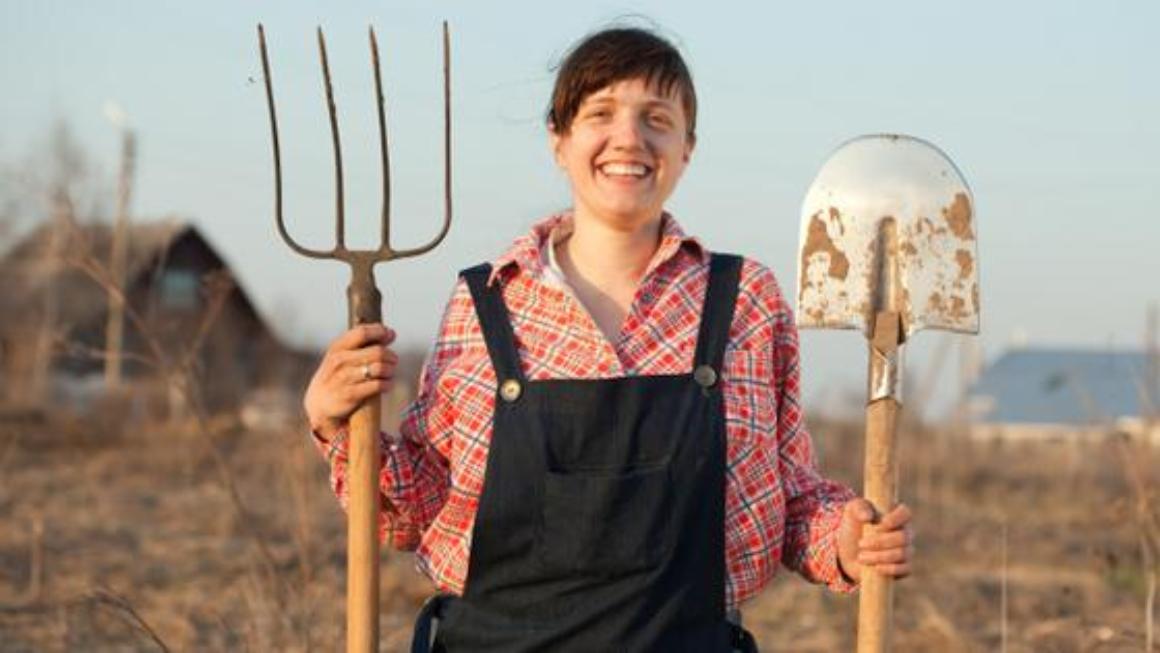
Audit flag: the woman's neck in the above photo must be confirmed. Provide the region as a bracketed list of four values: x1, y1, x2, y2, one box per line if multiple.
[553, 212, 663, 343]
[561, 212, 663, 289]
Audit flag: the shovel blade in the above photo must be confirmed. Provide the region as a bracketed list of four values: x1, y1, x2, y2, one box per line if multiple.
[796, 134, 979, 338]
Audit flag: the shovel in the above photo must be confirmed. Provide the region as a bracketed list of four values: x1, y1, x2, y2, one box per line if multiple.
[795, 134, 979, 652]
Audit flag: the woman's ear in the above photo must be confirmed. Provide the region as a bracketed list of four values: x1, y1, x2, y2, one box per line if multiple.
[683, 133, 696, 163]
[548, 122, 566, 167]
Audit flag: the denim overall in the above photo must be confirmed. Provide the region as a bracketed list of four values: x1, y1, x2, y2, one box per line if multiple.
[412, 254, 758, 652]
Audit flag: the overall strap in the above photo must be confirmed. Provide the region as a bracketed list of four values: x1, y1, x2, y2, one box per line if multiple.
[460, 264, 525, 383]
[693, 254, 744, 374]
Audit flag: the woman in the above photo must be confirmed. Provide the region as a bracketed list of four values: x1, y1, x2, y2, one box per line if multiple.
[304, 26, 913, 652]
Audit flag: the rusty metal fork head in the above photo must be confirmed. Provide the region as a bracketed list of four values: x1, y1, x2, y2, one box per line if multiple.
[257, 23, 452, 326]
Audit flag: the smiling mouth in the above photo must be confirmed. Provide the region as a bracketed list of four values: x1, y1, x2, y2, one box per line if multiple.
[598, 162, 652, 178]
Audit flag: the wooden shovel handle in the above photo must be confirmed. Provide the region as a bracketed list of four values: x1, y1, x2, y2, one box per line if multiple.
[858, 311, 902, 653]
[857, 397, 899, 652]
[346, 393, 382, 652]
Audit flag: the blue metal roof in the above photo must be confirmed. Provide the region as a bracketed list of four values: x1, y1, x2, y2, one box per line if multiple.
[969, 348, 1158, 425]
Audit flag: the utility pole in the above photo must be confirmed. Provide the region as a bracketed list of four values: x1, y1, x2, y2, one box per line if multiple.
[104, 104, 135, 389]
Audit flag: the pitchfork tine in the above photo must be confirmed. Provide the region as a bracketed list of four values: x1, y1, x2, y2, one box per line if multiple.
[257, 24, 334, 259]
[317, 27, 346, 252]
[369, 27, 391, 250]
[384, 21, 452, 259]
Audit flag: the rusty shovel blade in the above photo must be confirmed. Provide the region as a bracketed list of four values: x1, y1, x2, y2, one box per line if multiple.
[796, 134, 979, 338]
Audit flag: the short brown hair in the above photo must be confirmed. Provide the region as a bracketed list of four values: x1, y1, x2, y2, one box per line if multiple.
[547, 27, 697, 138]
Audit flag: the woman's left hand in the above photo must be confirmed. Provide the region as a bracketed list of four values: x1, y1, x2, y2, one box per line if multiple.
[836, 499, 913, 583]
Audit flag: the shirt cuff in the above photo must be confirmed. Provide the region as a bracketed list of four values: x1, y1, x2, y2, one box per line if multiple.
[832, 548, 860, 594]
[806, 495, 860, 594]
[308, 426, 421, 546]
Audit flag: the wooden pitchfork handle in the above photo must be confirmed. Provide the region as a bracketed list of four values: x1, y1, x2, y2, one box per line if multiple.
[347, 284, 385, 653]
[858, 310, 903, 653]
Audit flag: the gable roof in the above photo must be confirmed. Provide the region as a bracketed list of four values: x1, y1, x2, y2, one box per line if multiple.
[968, 347, 1159, 426]
[0, 218, 261, 337]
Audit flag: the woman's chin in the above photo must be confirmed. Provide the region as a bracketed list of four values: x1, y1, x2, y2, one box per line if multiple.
[578, 201, 663, 229]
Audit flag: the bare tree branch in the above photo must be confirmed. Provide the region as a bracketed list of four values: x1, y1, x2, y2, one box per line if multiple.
[56, 219, 291, 607]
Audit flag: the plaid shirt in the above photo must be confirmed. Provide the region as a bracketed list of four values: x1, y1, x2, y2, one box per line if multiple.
[314, 212, 857, 608]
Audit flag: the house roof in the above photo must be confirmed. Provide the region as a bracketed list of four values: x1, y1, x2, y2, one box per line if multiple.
[968, 347, 1159, 426]
[0, 218, 261, 337]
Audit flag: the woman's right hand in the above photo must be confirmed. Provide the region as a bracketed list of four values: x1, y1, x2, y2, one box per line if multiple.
[304, 323, 399, 442]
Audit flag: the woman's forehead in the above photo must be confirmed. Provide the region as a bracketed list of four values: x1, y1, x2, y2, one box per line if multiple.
[580, 77, 685, 106]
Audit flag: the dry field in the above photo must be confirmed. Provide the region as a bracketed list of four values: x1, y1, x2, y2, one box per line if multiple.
[0, 409, 1155, 652]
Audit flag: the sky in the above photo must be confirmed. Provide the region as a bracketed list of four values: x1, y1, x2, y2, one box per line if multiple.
[2, 1, 1158, 419]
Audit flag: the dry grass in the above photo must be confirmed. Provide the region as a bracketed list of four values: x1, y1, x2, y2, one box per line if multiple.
[0, 412, 430, 652]
[0, 413, 1156, 651]
[742, 421, 1158, 652]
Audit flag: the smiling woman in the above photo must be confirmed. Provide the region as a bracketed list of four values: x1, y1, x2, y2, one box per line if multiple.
[550, 78, 693, 238]
[302, 24, 913, 653]
[548, 28, 696, 239]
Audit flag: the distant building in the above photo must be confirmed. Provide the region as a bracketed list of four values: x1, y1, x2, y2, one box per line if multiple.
[966, 347, 1160, 442]
[0, 218, 316, 422]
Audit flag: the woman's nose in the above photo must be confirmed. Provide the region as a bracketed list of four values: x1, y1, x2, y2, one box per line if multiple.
[608, 113, 646, 148]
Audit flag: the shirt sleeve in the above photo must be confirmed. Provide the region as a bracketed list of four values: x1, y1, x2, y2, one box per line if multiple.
[310, 279, 471, 551]
[769, 277, 859, 593]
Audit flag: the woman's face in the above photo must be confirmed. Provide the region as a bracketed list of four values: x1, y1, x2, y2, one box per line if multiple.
[550, 77, 694, 231]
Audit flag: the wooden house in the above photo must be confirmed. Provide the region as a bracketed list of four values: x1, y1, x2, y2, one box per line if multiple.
[0, 218, 315, 420]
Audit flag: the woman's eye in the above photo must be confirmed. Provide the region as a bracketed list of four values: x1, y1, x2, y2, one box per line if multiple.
[648, 113, 673, 128]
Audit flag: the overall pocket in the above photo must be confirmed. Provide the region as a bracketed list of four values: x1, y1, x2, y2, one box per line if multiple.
[537, 463, 672, 577]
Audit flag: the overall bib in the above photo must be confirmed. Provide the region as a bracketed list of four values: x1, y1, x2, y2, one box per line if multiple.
[412, 254, 757, 652]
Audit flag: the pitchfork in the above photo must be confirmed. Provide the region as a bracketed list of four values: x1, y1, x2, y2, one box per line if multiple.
[257, 23, 452, 653]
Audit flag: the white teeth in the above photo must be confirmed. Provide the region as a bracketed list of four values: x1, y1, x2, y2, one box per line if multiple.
[600, 162, 648, 177]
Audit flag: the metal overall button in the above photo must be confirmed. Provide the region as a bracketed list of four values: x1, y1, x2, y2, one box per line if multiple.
[500, 379, 522, 402]
[693, 364, 717, 389]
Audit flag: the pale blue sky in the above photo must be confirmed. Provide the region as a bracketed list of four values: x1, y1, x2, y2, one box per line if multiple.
[2, 1, 1158, 417]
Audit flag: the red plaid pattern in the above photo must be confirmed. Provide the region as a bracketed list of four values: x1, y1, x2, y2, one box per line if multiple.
[314, 212, 857, 608]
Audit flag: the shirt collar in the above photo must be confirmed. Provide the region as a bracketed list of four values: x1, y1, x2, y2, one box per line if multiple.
[487, 211, 708, 286]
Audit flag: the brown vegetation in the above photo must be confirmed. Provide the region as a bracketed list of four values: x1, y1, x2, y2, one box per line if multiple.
[0, 411, 1155, 651]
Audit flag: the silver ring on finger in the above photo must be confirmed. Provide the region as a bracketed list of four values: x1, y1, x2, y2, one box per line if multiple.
[361, 362, 372, 382]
